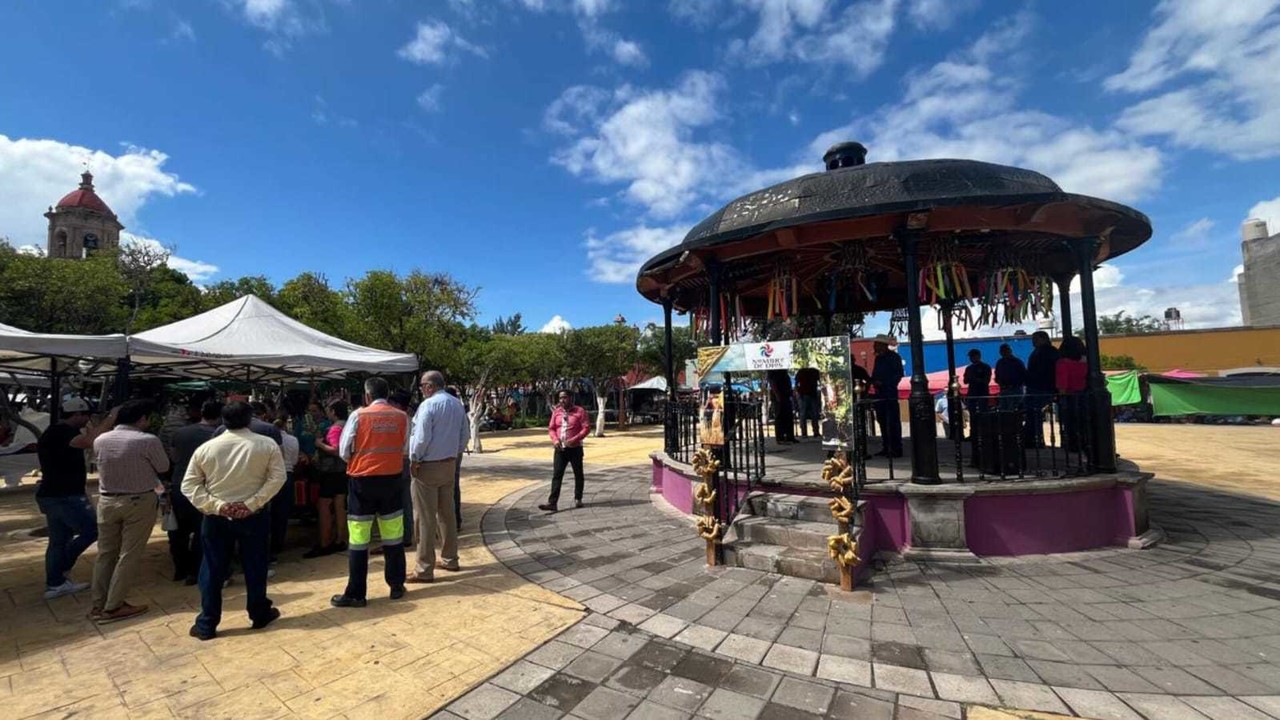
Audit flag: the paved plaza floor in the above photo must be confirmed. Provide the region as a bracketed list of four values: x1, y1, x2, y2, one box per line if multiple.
[440, 427, 1280, 720]
[3, 424, 1280, 719]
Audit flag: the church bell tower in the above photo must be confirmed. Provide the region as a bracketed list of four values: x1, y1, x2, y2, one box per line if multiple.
[45, 171, 124, 258]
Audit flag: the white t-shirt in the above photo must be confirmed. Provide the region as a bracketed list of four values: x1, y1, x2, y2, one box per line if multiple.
[281, 432, 300, 471]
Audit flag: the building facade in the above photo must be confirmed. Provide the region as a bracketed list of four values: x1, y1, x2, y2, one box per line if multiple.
[1238, 219, 1280, 327]
[44, 171, 123, 258]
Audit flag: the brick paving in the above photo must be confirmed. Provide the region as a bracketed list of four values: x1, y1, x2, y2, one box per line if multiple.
[443, 453, 1280, 719]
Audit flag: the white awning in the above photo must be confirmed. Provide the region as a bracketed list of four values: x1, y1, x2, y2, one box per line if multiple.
[128, 295, 418, 380]
[0, 321, 128, 373]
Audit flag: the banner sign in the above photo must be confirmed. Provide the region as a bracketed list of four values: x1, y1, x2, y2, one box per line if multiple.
[696, 336, 854, 450]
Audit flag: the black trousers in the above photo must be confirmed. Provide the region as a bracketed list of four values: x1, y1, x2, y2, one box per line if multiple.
[345, 475, 407, 600]
[874, 396, 903, 453]
[268, 472, 293, 556]
[196, 511, 272, 635]
[167, 489, 203, 579]
[548, 446, 584, 507]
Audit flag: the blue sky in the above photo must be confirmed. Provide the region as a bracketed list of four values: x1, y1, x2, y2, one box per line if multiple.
[1, 0, 1278, 335]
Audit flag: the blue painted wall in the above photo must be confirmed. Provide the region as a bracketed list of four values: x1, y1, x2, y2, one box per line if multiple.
[899, 335, 1035, 376]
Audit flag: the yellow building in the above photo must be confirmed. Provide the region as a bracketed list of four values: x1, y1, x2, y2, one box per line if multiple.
[1098, 325, 1280, 375]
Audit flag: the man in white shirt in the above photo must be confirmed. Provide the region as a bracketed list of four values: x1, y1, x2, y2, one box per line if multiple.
[182, 401, 287, 640]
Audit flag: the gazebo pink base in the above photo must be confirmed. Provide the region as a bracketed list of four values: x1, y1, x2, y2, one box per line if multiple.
[651, 454, 1158, 560]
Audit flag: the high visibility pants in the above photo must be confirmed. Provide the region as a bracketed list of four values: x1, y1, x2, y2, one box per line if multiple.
[344, 475, 406, 600]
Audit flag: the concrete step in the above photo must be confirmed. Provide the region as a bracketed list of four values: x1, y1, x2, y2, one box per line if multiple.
[723, 541, 841, 584]
[732, 515, 843, 548]
[743, 491, 864, 524]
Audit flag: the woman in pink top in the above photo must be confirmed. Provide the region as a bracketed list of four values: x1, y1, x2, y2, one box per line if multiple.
[306, 400, 349, 558]
[1056, 338, 1088, 453]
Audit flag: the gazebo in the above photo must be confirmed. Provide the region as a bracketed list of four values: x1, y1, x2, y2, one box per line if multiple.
[638, 143, 1158, 582]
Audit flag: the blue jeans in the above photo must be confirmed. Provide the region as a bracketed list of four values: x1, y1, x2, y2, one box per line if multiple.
[197, 511, 273, 635]
[37, 495, 98, 588]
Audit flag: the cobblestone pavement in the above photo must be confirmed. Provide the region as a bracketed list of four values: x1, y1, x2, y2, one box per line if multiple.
[0, 471, 581, 719]
[442, 454, 1280, 720]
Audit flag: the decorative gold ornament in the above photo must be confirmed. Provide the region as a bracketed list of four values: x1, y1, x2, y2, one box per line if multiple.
[829, 495, 855, 523]
[827, 533, 860, 568]
[694, 482, 717, 506]
[822, 456, 853, 492]
[696, 514, 723, 540]
[691, 449, 720, 478]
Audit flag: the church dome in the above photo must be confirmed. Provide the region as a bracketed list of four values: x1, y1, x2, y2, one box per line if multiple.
[55, 172, 117, 217]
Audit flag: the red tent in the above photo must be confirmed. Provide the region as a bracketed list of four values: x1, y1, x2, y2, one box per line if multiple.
[896, 369, 998, 400]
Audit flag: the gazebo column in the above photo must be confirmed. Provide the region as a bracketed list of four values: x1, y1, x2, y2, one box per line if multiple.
[1055, 274, 1075, 338]
[662, 297, 678, 455]
[941, 303, 962, 481]
[708, 268, 723, 346]
[899, 232, 940, 484]
[1075, 239, 1117, 473]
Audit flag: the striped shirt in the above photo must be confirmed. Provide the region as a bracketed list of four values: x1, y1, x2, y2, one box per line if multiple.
[94, 426, 170, 495]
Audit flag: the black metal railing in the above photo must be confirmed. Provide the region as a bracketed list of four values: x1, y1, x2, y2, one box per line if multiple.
[853, 396, 901, 483]
[664, 399, 700, 463]
[717, 399, 765, 525]
[962, 391, 1092, 481]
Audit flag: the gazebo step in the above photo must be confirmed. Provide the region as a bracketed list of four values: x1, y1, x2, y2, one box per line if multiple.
[724, 541, 841, 584]
[744, 491, 864, 524]
[732, 515, 841, 548]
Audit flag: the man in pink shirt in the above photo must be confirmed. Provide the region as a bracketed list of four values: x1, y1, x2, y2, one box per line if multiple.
[538, 390, 591, 513]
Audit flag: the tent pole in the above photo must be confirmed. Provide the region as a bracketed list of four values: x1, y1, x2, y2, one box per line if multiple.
[49, 358, 61, 424]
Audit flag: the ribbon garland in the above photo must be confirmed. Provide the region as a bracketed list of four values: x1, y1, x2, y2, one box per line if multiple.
[918, 243, 972, 305]
[766, 268, 799, 321]
[975, 252, 1055, 327]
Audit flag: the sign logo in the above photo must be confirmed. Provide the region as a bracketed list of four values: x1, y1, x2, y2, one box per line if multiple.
[759, 343, 774, 358]
[746, 341, 793, 370]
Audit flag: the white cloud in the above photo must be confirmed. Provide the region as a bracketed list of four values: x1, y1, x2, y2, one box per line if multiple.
[227, 0, 324, 54]
[0, 135, 194, 249]
[169, 19, 196, 43]
[1108, 0, 1280, 160]
[397, 19, 487, 65]
[730, 0, 899, 77]
[311, 95, 358, 127]
[812, 12, 1163, 203]
[122, 233, 220, 282]
[905, 0, 976, 31]
[610, 39, 649, 67]
[585, 224, 686, 283]
[1169, 217, 1215, 248]
[548, 72, 743, 218]
[539, 315, 573, 333]
[1247, 195, 1280, 234]
[416, 84, 446, 113]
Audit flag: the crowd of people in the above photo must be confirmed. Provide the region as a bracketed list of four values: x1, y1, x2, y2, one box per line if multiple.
[34, 371, 472, 638]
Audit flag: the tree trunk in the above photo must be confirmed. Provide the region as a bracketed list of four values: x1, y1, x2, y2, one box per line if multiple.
[468, 390, 485, 453]
[594, 391, 607, 437]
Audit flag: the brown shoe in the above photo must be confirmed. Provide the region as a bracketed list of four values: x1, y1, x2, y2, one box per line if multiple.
[97, 602, 148, 625]
[87, 606, 104, 621]
[405, 573, 434, 584]
[437, 561, 460, 572]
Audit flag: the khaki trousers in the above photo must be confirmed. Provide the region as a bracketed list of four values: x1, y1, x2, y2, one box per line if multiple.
[92, 493, 158, 612]
[411, 459, 457, 577]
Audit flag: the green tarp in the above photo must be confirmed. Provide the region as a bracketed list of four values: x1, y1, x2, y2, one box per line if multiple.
[1105, 370, 1142, 406]
[1150, 382, 1280, 417]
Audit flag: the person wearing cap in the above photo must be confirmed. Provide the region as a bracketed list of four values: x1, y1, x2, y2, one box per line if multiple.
[870, 335, 904, 457]
[35, 398, 114, 600]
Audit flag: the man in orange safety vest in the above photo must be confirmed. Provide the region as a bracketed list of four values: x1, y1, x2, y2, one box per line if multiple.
[331, 377, 409, 608]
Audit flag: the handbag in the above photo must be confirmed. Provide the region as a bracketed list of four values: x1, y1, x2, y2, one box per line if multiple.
[160, 506, 179, 531]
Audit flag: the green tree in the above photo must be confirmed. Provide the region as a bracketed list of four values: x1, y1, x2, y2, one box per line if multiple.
[1101, 354, 1146, 372]
[491, 313, 526, 335]
[562, 324, 640, 436]
[1097, 311, 1164, 336]
[638, 322, 696, 381]
[129, 266, 204, 332]
[202, 275, 278, 310]
[0, 247, 127, 334]
[276, 272, 356, 339]
[117, 242, 173, 333]
[345, 270, 477, 362]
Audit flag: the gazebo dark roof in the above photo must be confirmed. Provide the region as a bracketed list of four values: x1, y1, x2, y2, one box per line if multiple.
[636, 150, 1153, 315]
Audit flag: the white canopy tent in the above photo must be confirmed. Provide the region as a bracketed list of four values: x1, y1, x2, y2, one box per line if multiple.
[128, 295, 418, 380]
[0, 321, 128, 374]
